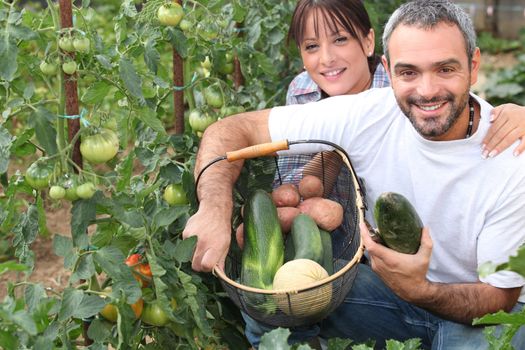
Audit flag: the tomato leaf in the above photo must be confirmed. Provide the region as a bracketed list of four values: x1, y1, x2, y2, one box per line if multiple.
[71, 196, 97, 247]
[173, 236, 196, 263]
[58, 288, 84, 322]
[0, 125, 13, 173]
[135, 107, 167, 135]
[73, 293, 106, 319]
[87, 318, 112, 342]
[31, 108, 58, 156]
[81, 81, 112, 105]
[115, 152, 134, 192]
[0, 31, 18, 81]
[9, 128, 36, 158]
[0, 260, 28, 275]
[53, 234, 76, 269]
[94, 246, 142, 304]
[144, 38, 160, 74]
[118, 57, 145, 104]
[23, 283, 47, 313]
[71, 254, 96, 283]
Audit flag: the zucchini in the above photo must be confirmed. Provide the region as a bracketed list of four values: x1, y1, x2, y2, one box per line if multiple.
[373, 192, 423, 254]
[241, 189, 284, 290]
[319, 229, 333, 275]
[290, 214, 323, 265]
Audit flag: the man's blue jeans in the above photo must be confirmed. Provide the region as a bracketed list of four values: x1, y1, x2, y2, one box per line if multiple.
[243, 263, 525, 349]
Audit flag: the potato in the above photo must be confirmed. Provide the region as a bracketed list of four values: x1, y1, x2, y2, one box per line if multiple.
[298, 197, 344, 231]
[235, 223, 244, 250]
[298, 175, 324, 199]
[303, 151, 343, 196]
[277, 206, 301, 233]
[272, 183, 300, 207]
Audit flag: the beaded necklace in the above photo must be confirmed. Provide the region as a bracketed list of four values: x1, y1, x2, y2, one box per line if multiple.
[465, 97, 475, 138]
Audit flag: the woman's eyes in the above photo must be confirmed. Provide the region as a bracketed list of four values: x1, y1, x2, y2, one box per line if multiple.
[303, 36, 348, 51]
[304, 43, 319, 51]
[334, 36, 348, 44]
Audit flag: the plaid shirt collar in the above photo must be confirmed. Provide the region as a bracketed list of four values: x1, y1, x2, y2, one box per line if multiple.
[286, 63, 390, 105]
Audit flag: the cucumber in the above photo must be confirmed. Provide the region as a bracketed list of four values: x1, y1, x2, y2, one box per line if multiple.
[373, 192, 423, 254]
[319, 229, 333, 275]
[290, 214, 323, 265]
[241, 189, 284, 290]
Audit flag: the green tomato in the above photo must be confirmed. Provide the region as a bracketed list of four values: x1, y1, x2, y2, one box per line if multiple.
[73, 37, 90, 53]
[65, 186, 79, 201]
[157, 3, 184, 27]
[141, 302, 169, 327]
[58, 37, 75, 52]
[178, 18, 191, 31]
[103, 117, 118, 131]
[219, 62, 234, 75]
[25, 161, 55, 190]
[163, 184, 188, 205]
[220, 105, 245, 118]
[203, 84, 224, 108]
[40, 61, 58, 75]
[62, 176, 80, 201]
[80, 128, 119, 164]
[188, 109, 216, 133]
[49, 185, 66, 200]
[62, 61, 77, 75]
[76, 182, 96, 199]
[225, 53, 234, 63]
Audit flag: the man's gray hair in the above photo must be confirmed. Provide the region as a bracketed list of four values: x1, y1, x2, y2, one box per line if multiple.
[382, 0, 477, 66]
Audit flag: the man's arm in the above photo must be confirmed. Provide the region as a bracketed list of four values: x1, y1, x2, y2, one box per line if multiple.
[183, 109, 272, 272]
[361, 224, 521, 324]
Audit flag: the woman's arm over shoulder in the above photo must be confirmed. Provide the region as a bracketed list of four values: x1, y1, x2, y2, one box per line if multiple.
[482, 103, 525, 158]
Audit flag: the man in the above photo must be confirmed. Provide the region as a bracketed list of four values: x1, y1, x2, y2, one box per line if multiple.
[183, 0, 525, 348]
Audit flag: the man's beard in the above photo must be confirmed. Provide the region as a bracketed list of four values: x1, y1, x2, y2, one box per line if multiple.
[397, 91, 470, 139]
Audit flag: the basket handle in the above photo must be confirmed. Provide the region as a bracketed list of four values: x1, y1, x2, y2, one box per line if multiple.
[226, 140, 289, 162]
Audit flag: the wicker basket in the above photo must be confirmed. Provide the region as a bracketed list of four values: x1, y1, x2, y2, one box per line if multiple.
[196, 140, 366, 327]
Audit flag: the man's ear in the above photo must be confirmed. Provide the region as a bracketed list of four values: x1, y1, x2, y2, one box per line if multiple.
[382, 54, 392, 81]
[470, 47, 481, 86]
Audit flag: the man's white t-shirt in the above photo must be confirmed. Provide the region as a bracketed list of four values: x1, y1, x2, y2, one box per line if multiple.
[269, 87, 525, 302]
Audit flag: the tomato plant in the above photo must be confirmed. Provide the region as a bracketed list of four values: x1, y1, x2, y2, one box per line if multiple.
[100, 297, 144, 322]
[188, 109, 217, 133]
[76, 182, 96, 199]
[58, 36, 75, 52]
[49, 185, 66, 199]
[73, 37, 90, 53]
[125, 253, 152, 287]
[80, 128, 119, 164]
[203, 83, 224, 108]
[163, 183, 188, 205]
[39, 61, 58, 75]
[141, 301, 169, 327]
[25, 160, 55, 190]
[157, 2, 184, 27]
[0, 0, 303, 348]
[62, 61, 77, 75]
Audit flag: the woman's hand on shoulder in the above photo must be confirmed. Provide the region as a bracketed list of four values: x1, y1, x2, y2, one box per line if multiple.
[482, 103, 525, 158]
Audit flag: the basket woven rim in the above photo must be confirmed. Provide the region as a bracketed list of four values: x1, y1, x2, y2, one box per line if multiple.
[213, 147, 367, 295]
[213, 239, 365, 295]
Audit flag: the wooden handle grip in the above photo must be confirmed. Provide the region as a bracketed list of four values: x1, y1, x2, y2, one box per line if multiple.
[226, 140, 289, 161]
